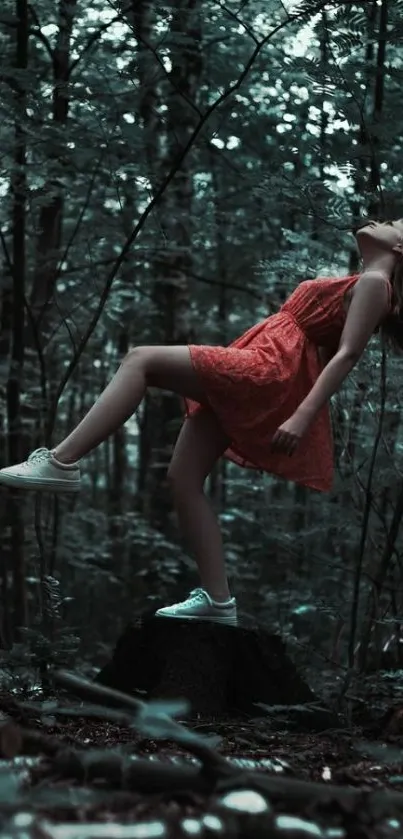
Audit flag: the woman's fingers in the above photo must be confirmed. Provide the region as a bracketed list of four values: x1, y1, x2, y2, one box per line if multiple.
[271, 432, 297, 456]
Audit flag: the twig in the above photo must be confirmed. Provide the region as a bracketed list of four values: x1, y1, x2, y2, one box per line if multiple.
[52, 670, 230, 778]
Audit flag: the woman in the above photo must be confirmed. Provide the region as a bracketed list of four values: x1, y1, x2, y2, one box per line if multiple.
[1, 219, 403, 626]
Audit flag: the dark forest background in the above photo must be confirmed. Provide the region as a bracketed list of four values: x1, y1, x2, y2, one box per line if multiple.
[1, 0, 403, 691]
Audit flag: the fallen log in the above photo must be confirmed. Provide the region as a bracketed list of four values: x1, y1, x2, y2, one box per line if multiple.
[50, 747, 403, 816]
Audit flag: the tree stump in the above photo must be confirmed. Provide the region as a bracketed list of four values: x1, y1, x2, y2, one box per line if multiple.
[95, 613, 334, 725]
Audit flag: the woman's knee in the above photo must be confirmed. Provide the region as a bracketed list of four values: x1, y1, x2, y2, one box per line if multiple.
[167, 411, 228, 496]
[123, 345, 208, 404]
[122, 346, 156, 384]
[166, 462, 188, 494]
[122, 346, 148, 366]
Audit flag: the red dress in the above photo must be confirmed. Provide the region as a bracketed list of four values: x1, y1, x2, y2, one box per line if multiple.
[184, 274, 391, 493]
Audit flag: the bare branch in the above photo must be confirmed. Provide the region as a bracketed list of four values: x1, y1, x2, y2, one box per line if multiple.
[52, 669, 228, 775]
[68, 13, 123, 77]
[217, 1, 260, 45]
[27, 4, 54, 59]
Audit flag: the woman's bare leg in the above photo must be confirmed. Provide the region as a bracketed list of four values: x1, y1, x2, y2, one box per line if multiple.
[53, 345, 231, 601]
[53, 346, 208, 464]
[167, 410, 231, 602]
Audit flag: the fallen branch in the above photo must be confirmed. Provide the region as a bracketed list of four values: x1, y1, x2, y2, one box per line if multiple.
[49, 746, 403, 816]
[52, 669, 231, 780]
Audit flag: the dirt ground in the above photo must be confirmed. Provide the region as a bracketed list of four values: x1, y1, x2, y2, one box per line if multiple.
[2, 673, 403, 839]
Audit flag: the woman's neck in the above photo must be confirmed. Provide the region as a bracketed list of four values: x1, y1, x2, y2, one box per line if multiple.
[361, 250, 396, 278]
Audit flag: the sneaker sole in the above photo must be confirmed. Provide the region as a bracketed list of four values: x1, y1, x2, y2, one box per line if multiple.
[155, 613, 238, 626]
[0, 474, 80, 492]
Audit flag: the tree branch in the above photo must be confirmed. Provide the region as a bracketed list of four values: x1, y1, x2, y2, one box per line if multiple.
[68, 14, 123, 77]
[27, 4, 54, 59]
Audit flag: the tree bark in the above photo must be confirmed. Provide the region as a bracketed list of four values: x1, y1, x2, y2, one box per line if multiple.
[29, 0, 78, 336]
[348, 0, 390, 672]
[348, 0, 378, 274]
[108, 330, 129, 536]
[6, 0, 30, 636]
[129, 0, 202, 530]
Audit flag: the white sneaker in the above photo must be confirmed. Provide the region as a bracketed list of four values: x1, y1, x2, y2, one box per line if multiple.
[0, 448, 81, 492]
[155, 587, 237, 626]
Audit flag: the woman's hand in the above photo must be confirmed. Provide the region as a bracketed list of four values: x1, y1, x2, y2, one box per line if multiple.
[270, 412, 311, 456]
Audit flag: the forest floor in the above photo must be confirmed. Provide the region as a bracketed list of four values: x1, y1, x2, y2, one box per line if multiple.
[2, 666, 403, 839]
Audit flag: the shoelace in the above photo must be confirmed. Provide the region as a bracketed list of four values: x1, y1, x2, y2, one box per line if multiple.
[169, 588, 206, 612]
[189, 588, 233, 607]
[26, 448, 51, 466]
[188, 588, 206, 602]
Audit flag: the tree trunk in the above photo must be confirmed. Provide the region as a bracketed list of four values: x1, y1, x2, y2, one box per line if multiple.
[130, 0, 202, 531]
[29, 0, 78, 334]
[208, 149, 228, 510]
[348, 0, 390, 671]
[348, 0, 378, 274]
[0, 285, 13, 468]
[108, 330, 129, 538]
[7, 0, 30, 636]
[26, 0, 78, 464]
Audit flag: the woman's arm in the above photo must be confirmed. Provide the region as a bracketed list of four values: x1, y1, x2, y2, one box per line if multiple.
[318, 345, 337, 367]
[296, 272, 390, 424]
[296, 350, 357, 423]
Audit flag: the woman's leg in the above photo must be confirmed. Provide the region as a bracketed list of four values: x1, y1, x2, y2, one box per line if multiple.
[53, 346, 209, 463]
[167, 409, 231, 602]
[55, 346, 231, 601]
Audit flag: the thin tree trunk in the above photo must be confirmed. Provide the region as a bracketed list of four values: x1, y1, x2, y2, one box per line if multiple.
[130, 0, 202, 531]
[348, 0, 390, 671]
[207, 149, 228, 509]
[29, 0, 78, 332]
[291, 10, 329, 553]
[358, 482, 403, 671]
[348, 0, 378, 274]
[125, 0, 163, 507]
[8, 0, 30, 635]
[108, 331, 129, 538]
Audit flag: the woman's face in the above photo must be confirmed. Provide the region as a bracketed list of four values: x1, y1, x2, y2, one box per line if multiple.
[355, 219, 403, 256]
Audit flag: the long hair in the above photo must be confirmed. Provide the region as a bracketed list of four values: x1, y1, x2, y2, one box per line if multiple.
[379, 255, 403, 353]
